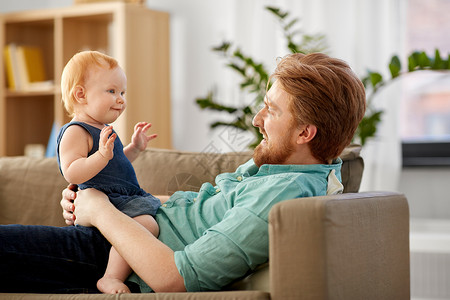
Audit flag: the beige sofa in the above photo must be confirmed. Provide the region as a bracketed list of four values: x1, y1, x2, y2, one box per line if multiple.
[0, 145, 410, 299]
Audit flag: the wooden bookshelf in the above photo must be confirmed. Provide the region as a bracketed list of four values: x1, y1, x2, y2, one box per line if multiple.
[0, 2, 171, 156]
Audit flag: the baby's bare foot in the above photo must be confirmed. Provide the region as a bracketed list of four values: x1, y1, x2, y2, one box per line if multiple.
[97, 277, 131, 294]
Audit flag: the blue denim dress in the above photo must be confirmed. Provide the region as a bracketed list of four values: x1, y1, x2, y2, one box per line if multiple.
[56, 121, 160, 218]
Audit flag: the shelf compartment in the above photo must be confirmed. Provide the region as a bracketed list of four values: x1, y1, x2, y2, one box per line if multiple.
[4, 19, 55, 82]
[62, 14, 113, 63]
[5, 95, 54, 156]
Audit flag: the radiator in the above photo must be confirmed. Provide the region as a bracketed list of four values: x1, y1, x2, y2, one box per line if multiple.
[410, 219, 450, 299]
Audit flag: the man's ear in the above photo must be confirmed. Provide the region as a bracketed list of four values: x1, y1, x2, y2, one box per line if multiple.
[73, 85, 86, 104]
[296, 124, 317, 144]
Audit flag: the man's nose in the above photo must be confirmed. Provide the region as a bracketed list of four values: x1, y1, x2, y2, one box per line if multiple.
[252, 108, 263, 128]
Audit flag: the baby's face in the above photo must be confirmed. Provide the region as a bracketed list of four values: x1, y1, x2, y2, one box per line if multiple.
[79, 65, 127, 126]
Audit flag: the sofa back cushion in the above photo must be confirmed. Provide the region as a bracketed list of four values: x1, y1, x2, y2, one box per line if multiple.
[133, 144, 363, 196]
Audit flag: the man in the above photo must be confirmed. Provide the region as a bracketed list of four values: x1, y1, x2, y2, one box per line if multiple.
[0, 53, 366, 293]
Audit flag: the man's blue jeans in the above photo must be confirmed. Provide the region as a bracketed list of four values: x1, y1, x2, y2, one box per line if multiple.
[0, 224, 111, 293]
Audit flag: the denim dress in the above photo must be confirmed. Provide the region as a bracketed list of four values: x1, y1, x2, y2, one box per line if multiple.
[56, 121, 160, 218]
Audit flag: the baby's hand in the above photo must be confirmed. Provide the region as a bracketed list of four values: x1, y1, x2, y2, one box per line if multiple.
[131, 122, 157, 151]
[99, 126, 116, 160]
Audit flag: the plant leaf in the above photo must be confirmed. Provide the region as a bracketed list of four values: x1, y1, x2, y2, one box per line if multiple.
[284, 18, 298, 31]
[418, 51, 431, 69]
[227, 63, 246, 77]
[211, 120, 247, 131]
[369, 71, 383, 88]
[265, 6, 288, 19]
[356, 110, 383, 146]
[240, 78, 255, 89]
[432, 49, 443, 70]
[212, 41, 231, 53]
[389, 55, 401, 78]
[233, 49, 245, 60]
[196, 96, 238, 114]
[408, 54, 416, 72]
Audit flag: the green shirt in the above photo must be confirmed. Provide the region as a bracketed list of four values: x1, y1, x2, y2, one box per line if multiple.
[130, 158, 342, 292]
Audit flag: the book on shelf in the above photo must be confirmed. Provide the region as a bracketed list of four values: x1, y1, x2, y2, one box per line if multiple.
[3, 43, 20, 90]
[45, 121, 61, 158]
[3, 43, 53, 92]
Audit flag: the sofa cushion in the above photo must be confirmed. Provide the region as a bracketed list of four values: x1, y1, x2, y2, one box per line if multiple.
[0, 145, 363, 227]
[339, 144, 364, 193]
[0, 156, 68, 226]
[0, 290, 270, 299]
[132, 148, 253, 196]
[133, 145, 363, 195]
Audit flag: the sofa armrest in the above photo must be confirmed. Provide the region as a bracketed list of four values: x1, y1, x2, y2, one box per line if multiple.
[269, 192, 410, 300]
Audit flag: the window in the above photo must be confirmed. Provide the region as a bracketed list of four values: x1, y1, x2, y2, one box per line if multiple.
[400, 0, 450, 166]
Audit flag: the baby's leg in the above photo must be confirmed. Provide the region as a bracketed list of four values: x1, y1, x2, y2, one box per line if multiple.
[97, 247, 131, 294]
[134, 214, 159, 237]
[97, 215, 158, 294]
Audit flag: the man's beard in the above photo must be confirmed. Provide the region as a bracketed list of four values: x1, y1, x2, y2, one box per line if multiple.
[253, 131, 295, 167]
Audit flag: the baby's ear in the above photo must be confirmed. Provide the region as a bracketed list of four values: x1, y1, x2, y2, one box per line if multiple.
[73, 85, 87, 103]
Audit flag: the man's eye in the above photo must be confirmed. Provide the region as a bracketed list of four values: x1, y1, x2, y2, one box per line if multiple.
[121, 91, 126, 96]
[108, 89, 115, 94]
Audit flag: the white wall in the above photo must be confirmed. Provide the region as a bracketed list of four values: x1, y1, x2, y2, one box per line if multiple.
[399, 167, 450, 219]
[0, 0, 72, 13]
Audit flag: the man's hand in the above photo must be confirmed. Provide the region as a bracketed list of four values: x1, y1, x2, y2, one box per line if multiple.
[73, 188, 112, 227]
[61, 184, 114, 227]
[61, 184, 77, 226]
